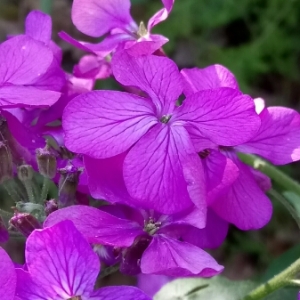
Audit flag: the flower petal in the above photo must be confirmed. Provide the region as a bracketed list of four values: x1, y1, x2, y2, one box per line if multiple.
[181, 65, 238, 96]
[44, 206, 143, 247]
[112, 51, 183, 114]
[0, 247, 16, 300]
[26, 220, 100, 298]
[201, 150, 239, 204]
[124, 124, 206, 214]
[72, 0, 136, 37]
[236, 107, 300, 164]
[25, 10, 52, 44]
[15, 269, 52, 300]
[211, 152, 273, 230]
[147, 0, 174, 30]
[90, 286, 151, 300]
[141, 235, 223, 277]
[0, 85, 60, 108]
[85, 154, 134, 205]
[0, 35, 53, 85]
[63, 91, 157, 158]
[126, 37, 169, 56]
[174, 88, 261, 146]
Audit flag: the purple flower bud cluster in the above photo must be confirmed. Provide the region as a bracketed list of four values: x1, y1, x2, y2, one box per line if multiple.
[1, 0, 300, 299]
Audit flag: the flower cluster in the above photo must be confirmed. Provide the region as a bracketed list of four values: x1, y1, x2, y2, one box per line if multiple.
[1, 0, 300, 299]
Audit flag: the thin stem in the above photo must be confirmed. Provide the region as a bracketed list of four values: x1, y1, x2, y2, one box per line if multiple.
[238, 153, 300, 196]
[243, 257, 300, 299]
[268, 189, 300, 229]
[40, 177, 49, 202]
[23, 181, 36, 203]
[40, 0, 53, 14]
[99, 264, 120, 279]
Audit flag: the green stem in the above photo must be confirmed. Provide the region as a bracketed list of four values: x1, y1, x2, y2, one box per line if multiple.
[243, 258, 300, 299]
[40, 177, 49, 202]
[238, 153, 300, 196]
[99, 264, 120, 279]
[23, 180, 36, 204]
[40, 0, 53, 14]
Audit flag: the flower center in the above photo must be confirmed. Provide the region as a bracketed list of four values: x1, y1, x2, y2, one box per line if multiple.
[137, 21, 148, 38]
[144, 217, 161, 235]
[160, 114, 172, 124]
[198, 149, 211, 159]
[67, 296, 82, 300]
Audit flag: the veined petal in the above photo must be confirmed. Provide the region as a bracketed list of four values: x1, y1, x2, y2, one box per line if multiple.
[72, 0, 136, 37]
[25, 10, 52, 44]
[181, 65, 238, 96]
[211, 152, 272, 230]
[15, 269, 53, 300]
[126, 37, 169, 56]
[141, 235, 223, 277]
[26, 220, 100, 298]
[0, 85, 60, 108]
[236, 107, 300, 165]
[0, 35, 53, 85]
[44, 206, 143, 247]
[201, 150, 239, 204]
[63, 91, 157, 158]
[0, 247, 16, 300]
[90, 286, 151, 300]
[85, 154, 134, 206]
[112, 51, 183, 115]
[124, 124, 206, 214]
[174, 88, 261, 146]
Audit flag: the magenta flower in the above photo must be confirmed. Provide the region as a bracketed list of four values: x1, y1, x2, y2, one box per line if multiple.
[60, 0, 174, 57]
[63, 51, 261, 214]
[0, 247, 16, 300]
[182, 65, 300, 229]
[45, 204, 224, 277]
[0, 35, 61, 108]
[15, 220, 151, 300]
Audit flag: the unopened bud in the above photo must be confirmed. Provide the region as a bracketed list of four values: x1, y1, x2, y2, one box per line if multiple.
[17, 164, 33, 182]
[0, 141, 13, 183]
[44, 199, 58, 216]
[58, 165, 82, 208]
[36, 147, 57, 179]
[9, 212, 41, 237]
[15, 202, 43, 215]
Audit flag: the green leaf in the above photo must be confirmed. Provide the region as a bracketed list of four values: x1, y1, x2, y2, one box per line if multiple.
[154, 276, 256, 300]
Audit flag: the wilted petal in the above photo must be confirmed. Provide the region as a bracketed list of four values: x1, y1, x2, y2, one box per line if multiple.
[72, 0, 136, 37]
[0, 247, 16, 300]
[44, 206, 143, 247]
[63, 91, 157, 158]
[124, 124, 206, 214]
[181, 65, 238, 96]
[112, 51, 183, 114]
[26, 220, 100, 298]
[25, 10, 52, 44]
[0, 35, 53, 85]
[141, 235, 223, 277]
[174, 88, 261, 146]
[90, 286, 151, 300]
[0, 85, 60, 108]
[15, 269, 53, 300]
[211, 152, 272, 230]
[236, 107, 300, 164]
[181, 209, 229, 249]
[85, 154, 134, 205]
[202, 150, 239, 204]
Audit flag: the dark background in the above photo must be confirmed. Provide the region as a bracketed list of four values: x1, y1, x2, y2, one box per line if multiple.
[1, 0, 300, 283]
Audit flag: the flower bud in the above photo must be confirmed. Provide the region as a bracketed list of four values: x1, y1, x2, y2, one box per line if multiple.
[17, 164, 33, 182]
[58, 165, 82, 208]
[9, 212, 41, 237]
[44, 199, 58, 216]
[36, 147, 57, 179]
[15, 202, 43, 215]
[0, 141, 13, 183]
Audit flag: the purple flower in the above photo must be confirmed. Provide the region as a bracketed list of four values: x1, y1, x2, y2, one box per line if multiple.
[0, 35, 61, 108]
[15, 220, 151, 300]
[45, 204, 224, 277]
[0, 247, 16, 300]
[63, 51, 261, 214]
[182, 65, 300, 229]
[60, 0, 174, 57]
